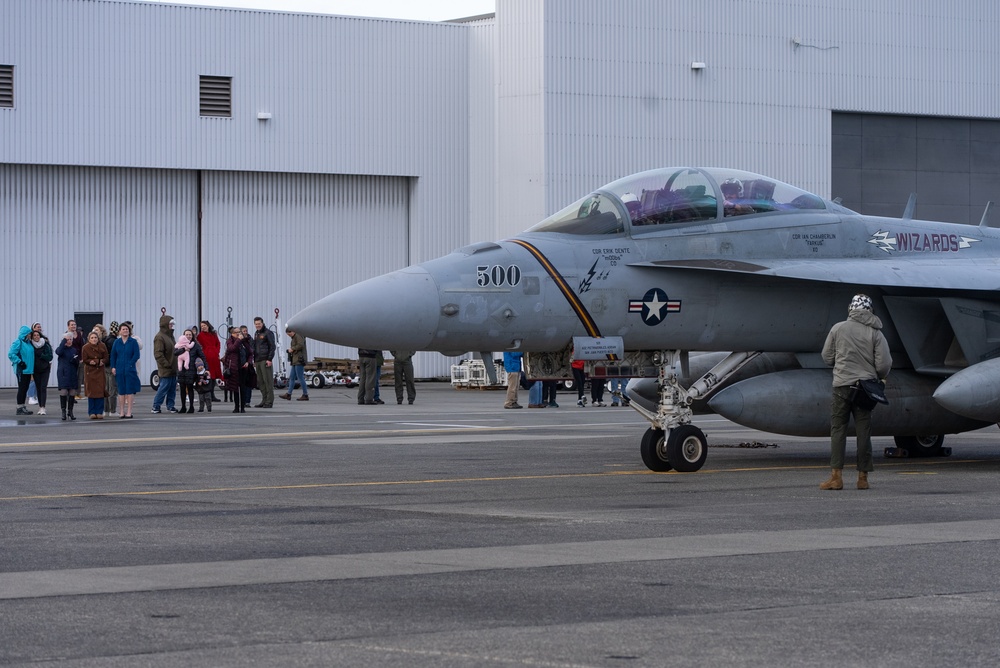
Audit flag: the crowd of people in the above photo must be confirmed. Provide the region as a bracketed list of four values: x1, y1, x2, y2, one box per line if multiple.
[6, 315, 288, 419]
[7, 312, 425, 419]
[7, 319, 146, 420]
[502, 350, 630, 410]
[10, 317, 641, 419]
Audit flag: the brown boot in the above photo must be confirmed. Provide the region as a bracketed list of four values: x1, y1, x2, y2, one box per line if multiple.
[857, 471, 870, 490]
[296, 395, 309, 401]
[819, 469, 843, 490]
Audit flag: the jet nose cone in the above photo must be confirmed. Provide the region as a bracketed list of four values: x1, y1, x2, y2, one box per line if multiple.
[287, 266, 439, 350]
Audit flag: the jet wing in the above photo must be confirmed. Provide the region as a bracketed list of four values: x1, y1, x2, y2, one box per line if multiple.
[633, 258, 1000, 291]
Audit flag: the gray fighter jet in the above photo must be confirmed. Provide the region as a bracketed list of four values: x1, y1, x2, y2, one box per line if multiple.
[288, 167, 1000, 472]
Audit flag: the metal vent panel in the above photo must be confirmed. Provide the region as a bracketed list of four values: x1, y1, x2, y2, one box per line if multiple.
[0, 65, 12, 108]
[199, 75, 231, 117]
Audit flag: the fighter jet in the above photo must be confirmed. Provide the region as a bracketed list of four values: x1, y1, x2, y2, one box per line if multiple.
[288, 167, 1000, 472]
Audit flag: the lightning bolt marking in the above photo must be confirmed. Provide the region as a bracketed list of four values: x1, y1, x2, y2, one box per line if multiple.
[867, 229, 897, 254]
[578, 259, 599, 293]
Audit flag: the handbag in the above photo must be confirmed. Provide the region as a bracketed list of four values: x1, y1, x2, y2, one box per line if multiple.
[519, 373, 531, 390]
[852, 378, 888, 411]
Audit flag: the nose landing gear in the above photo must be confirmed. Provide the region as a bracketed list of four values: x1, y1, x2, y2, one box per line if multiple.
[632, 351, 759, 473]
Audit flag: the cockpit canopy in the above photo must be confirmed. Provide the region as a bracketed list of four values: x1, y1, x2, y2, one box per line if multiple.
[527, 167, 848, 236]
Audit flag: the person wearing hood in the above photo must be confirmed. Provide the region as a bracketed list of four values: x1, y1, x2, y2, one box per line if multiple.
[151, 314, 178, 414]
[8, 325, 36, 415]
[820, 294, 893, 491]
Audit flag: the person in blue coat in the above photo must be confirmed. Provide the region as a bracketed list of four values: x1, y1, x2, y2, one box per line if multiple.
[55, 331, 80, 420]
[8, 325, 35, 416]
[110, 322, 142, 419]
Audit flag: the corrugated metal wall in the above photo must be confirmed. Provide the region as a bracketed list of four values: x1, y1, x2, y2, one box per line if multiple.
[494, 0, 1000, 237]
[0, 163, 199, 388]
[199, 170, 413, 366]
[467, 20, 498, 244]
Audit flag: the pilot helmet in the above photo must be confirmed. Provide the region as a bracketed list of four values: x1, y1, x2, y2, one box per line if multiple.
[720, 178, 742, 198]
[620, 192, 642, 216]
[850, 294, 873, 311]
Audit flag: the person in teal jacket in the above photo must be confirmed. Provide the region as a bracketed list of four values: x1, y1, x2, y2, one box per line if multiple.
[8, 325, 35, 415]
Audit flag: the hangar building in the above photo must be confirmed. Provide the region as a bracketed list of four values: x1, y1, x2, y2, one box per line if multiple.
[2, 0, 998, 386]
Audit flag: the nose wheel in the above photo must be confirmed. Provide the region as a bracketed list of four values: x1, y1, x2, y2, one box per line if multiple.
[640, 425, 708, 473]
[640, 428, 672, 472]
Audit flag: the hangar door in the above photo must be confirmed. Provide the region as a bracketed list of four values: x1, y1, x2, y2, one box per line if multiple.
[0, 164, 199, 388]
[832, 113, 1000, 224]
[200, 171, 409, 364]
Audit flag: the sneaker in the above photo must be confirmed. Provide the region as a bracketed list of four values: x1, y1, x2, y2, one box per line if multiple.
[37, 407, 47, 415]
[577, 399, 585, 407]
[16, 406, 32, 416]
[151, 408, 162, 414]
[28, 397, 38, 405]
[547, 402, 559, 408]
[504, 403, 523, 409]
[168, 408, 179, 413]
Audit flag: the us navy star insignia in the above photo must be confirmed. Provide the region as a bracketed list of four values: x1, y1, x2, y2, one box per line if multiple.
[628, 288, 681, 326]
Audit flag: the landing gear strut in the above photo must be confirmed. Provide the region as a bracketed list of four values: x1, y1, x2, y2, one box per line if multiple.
[632, 351, 760, 473]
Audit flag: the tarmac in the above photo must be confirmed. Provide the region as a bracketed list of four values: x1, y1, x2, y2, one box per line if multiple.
[2, 382, 999, 667]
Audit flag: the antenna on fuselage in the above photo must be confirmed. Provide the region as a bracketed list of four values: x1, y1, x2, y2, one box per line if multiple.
[902, 193, 917, 221]
[979, 201, 996, 229]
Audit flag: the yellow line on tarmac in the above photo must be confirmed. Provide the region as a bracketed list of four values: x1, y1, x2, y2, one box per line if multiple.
[0, 470, 651, 501]
[0, 426, 522, 449]
[0, 458, 986, 503]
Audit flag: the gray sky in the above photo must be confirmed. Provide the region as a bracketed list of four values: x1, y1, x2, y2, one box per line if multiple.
[134, 0, 496, 21]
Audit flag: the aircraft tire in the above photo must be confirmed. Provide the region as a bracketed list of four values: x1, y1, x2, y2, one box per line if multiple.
[666, 425, 708, 473]
[640, 428, 672, 472]
[893, 434, 944, 457]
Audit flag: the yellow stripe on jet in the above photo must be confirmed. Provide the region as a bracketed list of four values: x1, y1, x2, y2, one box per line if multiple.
[508, 238, 602, 338]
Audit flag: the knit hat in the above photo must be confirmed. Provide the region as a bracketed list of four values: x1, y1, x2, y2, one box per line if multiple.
[850, 294, 873, 311]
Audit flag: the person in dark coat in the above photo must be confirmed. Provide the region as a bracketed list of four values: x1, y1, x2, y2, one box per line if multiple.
[29, 330, 53, 416]
[222, 328, 250, 413]
[81, 331, 109, 419]
[110, 322, 141, 419]
[94, 323, 118, 416]
[174, 328, 205, 414]
[67, 319, 85, 399]
[238, 324, 256, 408]
[55, 331, 80, 420]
